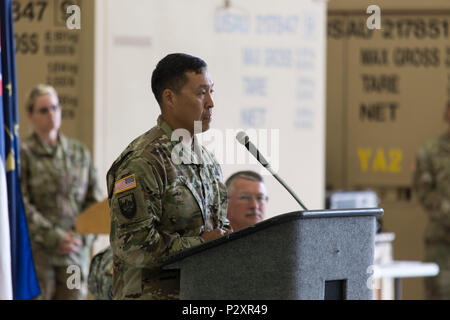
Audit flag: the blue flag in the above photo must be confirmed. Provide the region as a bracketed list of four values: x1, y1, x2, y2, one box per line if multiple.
[0, 0, 40, 300]
[0, 9, 13, 300]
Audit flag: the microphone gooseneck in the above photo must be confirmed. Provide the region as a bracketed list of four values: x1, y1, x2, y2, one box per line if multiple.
[235, 131, 309, 211]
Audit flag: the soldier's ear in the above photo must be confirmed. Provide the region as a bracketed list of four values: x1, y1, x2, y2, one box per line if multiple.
[162, 89, 177, 111]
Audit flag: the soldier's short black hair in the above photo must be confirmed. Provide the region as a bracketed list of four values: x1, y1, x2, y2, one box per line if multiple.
[151, 53, 207, 106]
[225, 170, 264, 190]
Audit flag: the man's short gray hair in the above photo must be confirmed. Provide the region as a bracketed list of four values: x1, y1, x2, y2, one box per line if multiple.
[225, 171, 264, 190]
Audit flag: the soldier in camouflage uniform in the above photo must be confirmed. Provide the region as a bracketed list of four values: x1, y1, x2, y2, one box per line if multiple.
[88, 171, 269, 300]
[87, 171, 270, 300]
[20, 84, 103, 300]
[413, 102, 450, 300]
[88, 246, 113, 300]
[107, 53, 232, 300]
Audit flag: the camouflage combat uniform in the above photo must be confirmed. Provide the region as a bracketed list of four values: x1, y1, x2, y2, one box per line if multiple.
[88, 246, 113, 300]
[20, 132, 102, 300]
[107, 116, 230, 300]
[413, 132, 450, 300]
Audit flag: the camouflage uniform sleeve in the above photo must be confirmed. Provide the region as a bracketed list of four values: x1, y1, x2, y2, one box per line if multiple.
[413, 146, 442, 212]
[81, 147, 103, 211]
[110, 157, 204, 270]
[20, 145, 66, 251]
[210, 154, 232, 232]
[81, 148, 102, 248]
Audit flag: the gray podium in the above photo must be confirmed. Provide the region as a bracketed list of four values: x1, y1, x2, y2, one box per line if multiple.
[161, 208, 383, 300]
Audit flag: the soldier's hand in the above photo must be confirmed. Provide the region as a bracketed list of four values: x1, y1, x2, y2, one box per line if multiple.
[57, 231, 82, 254]
[200, 228, 227, 242]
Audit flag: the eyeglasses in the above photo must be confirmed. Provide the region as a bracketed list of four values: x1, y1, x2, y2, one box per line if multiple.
[35, 105, 60, 115]
[235, 193, 268, 204]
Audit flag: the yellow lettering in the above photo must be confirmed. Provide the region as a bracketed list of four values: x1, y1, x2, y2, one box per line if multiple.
[388, 149, 403, 173]
[358, 148, 372, 172]
[372, 148, 387, 172]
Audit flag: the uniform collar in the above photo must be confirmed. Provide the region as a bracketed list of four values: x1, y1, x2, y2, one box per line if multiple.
[31, 131, 68, 156]
[157, 115, 204, 165]
[157, 115, 175, 141]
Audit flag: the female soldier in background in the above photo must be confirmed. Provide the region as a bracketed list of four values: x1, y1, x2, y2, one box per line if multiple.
[20, 84, 102, 299]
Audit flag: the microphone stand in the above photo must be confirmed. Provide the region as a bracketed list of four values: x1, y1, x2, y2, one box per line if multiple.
[265, 164, 309, 211]
[241, 137, 309, 211]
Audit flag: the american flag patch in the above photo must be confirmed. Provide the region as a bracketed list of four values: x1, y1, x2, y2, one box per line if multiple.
[114, 174, 136, 194]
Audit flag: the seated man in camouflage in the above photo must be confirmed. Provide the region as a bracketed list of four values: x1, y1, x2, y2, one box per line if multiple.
[88, 245, 113, 300]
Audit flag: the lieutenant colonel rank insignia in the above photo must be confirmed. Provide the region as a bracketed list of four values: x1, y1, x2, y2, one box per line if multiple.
[118, 194, 137, 219]
[115, 174, 136, 194]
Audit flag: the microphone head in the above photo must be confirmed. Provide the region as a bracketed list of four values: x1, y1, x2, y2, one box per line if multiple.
[236, 131, 249, 145]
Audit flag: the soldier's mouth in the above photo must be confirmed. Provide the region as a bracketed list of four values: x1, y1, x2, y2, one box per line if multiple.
[245, 212, 261, 218]
[202, 114, 212, 121]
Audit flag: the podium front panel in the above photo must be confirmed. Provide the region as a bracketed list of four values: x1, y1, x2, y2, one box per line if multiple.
[164, 210, 379, 300]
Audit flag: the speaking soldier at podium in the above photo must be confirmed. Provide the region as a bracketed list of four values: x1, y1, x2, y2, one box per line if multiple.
[106, 53, 232, 300]
[89, 170, 269, 299]
[88, 170, 268, 300]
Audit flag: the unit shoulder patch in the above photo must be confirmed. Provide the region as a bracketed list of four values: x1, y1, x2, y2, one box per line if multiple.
[118, 193, 137, 219]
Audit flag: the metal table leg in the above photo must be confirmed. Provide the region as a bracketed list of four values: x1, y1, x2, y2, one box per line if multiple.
[394, 278, 402, 300]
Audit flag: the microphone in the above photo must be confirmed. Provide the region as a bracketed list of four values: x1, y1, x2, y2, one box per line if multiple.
[236, 131, 309, 211]
[236, 131, 270, 167]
